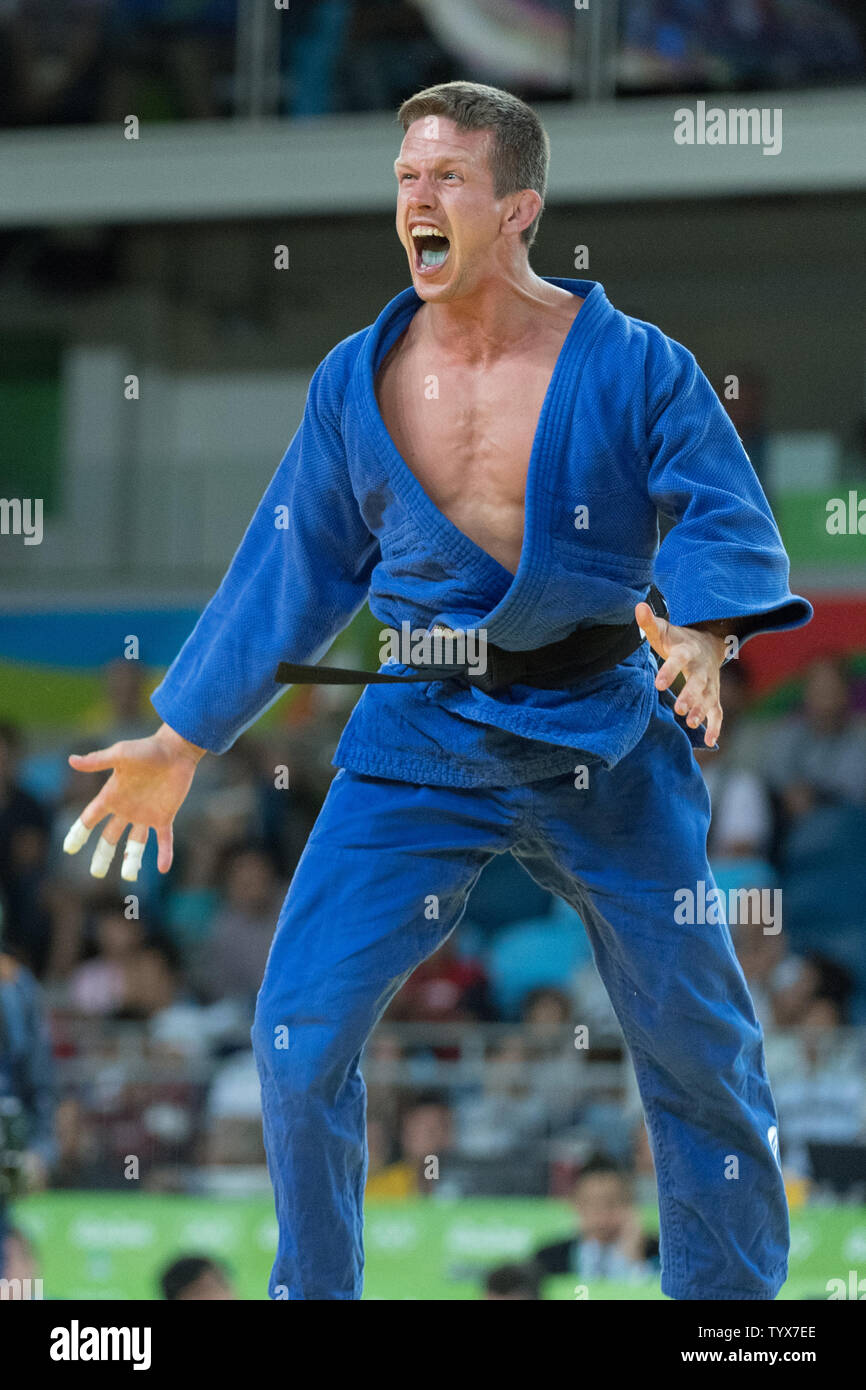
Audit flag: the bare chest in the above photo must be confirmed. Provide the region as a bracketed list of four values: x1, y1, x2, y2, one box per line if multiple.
[375, 343, 560, 573]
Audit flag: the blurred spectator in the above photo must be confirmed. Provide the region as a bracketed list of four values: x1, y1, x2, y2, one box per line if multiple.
[0, 721, 52, 973]
[189, 740, 264, 853]
[713, 658, 772, 775]
[79, 659, 155, 744]
[0, 0, 110, 127]
[190, 843, 285, 1010]
[761, 658, 866, 819]
[364, 1092, 454, 1198]
[201, 1048, 264, 1167]
[0, 937, 56, 1204]
[282, 0, 353, 118]
[698, 664, 776, 861]
[772, 952, 856, 1028]
[62, 901, 187, 1025]
[161, 839, 221, 960]
[520, 988, 582, 1126]
[521, 986, 572, 1029]
[534, 1157, 660, 1283]
[341, 0, 449, 114]
[0, 0, 240, 128]
[42, 882, 90, 985]
[364, 1030, 407, 1134]
[365, 1112, 399, 1194]
[3, 0, 866, 133]
[52, 1094, 121, 1189]
[103, 0, 238, 121]
[571, 955, 622, 1046]
[733, 919, 808, 1031]
[159, 1253, 236, 1300]
[386, 933, 493, 1026]
[148, 994, 245, 1063]
[483, 1261, 542, 1299]
[123, 940, 185, 1022]
[764, 985, 866, 1180]
[618, 0, 865, 95]
[456, 1036, 549, 1158]
[67, 904, 156, 1016]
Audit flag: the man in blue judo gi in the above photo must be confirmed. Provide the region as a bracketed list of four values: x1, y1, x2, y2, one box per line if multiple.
[64, 81, 812, 1300]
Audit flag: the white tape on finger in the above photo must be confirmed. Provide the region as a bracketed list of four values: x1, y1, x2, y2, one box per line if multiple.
[121, 839, 146, 883]
[63, 817, 93, 855]
[90, 836, 117, 879]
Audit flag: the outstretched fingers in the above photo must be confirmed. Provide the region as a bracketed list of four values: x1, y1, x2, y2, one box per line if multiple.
[64, 810, 153, 882]
[674, 673, 712, 729]
[63, 815, 96, 855]
[87, 814, 130, 879]
[68, 744, 123, 774]
[63, 782, 115, 861]
[155, 824, 174, 875]
[64, 741, 170, 881]
[635, 602, 668, 659]
[654, 653, 684, 692]
[122, 826, 149, 883]
[704, 702, 724, 747]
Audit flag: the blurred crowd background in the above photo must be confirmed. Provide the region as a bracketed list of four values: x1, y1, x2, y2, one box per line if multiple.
[1, 0, 866, 1298]
[2, 644, 866, 1278]
[1, 0, 865, 126]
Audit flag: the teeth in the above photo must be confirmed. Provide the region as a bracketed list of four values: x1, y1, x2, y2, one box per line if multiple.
[410, 224, 450, 270]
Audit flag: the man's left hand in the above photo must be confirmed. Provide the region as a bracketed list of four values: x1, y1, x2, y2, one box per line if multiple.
[635, 601, 727, 748]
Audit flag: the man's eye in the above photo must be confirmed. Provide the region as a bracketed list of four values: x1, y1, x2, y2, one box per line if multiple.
[400, 173, 415, 182]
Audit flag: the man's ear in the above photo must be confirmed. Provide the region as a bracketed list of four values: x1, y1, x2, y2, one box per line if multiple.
[502, 189, 543, 240]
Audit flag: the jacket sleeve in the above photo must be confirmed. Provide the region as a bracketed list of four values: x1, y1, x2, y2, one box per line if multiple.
[644, 333, 812, 645]
[150, 356, 379, 753]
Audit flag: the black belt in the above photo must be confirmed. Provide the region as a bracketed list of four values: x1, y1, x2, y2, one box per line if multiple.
[275, 619, 645, 696]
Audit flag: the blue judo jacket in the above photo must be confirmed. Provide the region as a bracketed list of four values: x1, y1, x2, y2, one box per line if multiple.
[151, 278, 812, 786]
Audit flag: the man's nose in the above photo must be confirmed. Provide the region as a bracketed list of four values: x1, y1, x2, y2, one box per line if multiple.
[408, 175, 437, 206]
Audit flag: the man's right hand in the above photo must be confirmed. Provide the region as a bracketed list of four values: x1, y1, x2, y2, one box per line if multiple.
[64, 723, 206, 881]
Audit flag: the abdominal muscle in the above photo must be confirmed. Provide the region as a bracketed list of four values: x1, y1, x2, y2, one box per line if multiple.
[375, 293, 583, 575]
[375, 302, 581, 576]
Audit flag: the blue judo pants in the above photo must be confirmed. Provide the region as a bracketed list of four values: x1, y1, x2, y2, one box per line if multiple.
[252, 699, 789, 1300]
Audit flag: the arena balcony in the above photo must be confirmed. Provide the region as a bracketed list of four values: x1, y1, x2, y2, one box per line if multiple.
[2, 1, 866, 224]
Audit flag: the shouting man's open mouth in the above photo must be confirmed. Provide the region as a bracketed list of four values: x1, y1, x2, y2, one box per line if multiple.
[410, 224, 451, 275]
